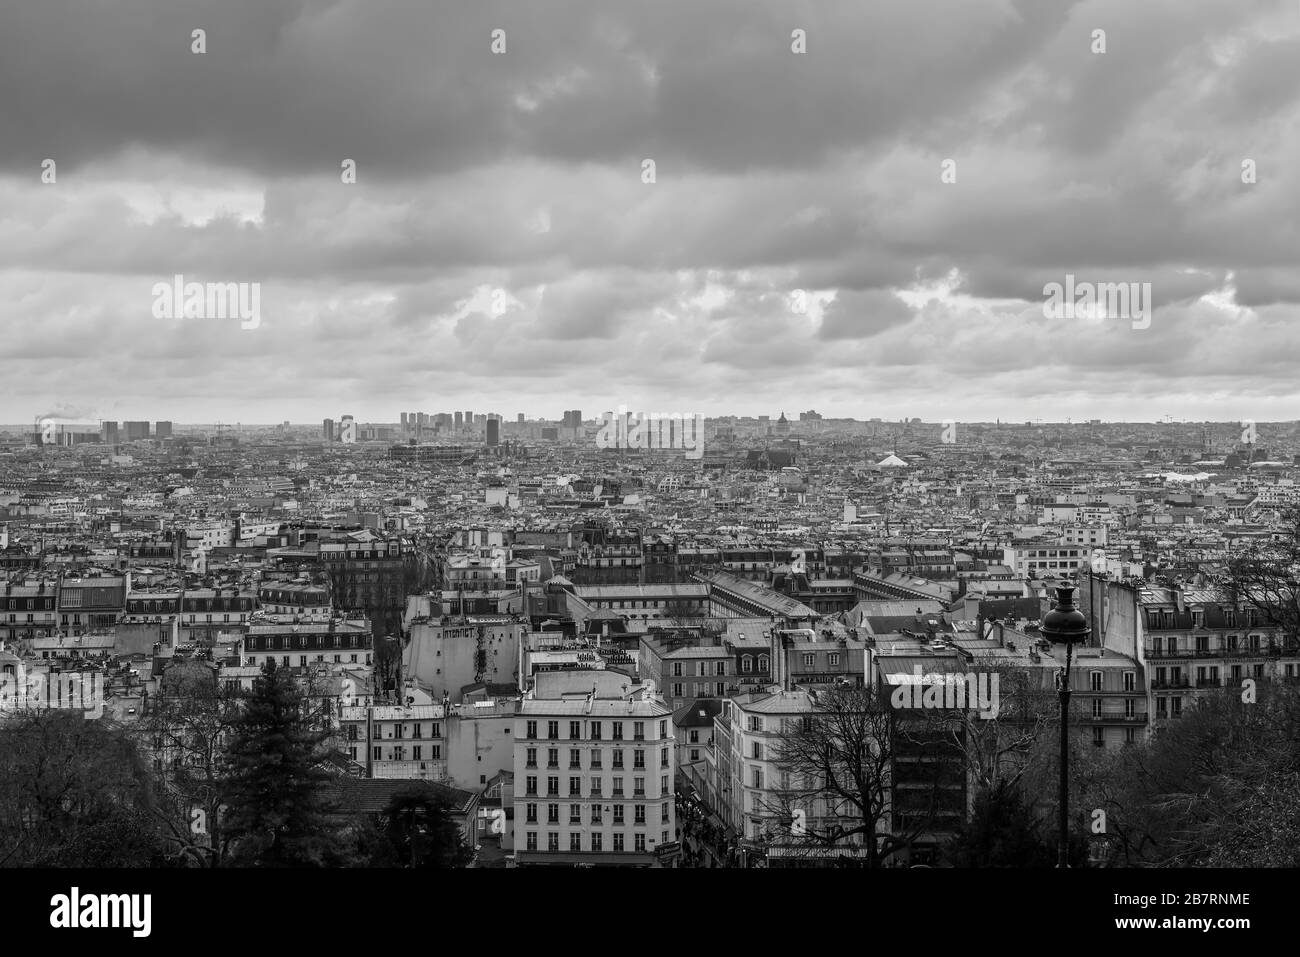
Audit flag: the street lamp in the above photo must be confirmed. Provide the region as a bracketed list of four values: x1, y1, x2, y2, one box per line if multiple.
[1039, 583, 1091, 868]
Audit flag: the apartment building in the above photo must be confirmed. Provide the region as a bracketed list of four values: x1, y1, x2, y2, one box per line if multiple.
[341, 704, 449, 780]
[1083, 578, 1297, 723]
[514, 671, 676, 866]
[0, 580, 59, 642]
[403, 614, 526, 702]
[243, 617, 372, 669]
[709, 689, 872, 866]
[1001, 544, 1092, 577]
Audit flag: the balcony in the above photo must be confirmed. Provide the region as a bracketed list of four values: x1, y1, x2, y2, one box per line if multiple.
[1150, 678, 1190, 690]
[1077, 711, 1148, 723]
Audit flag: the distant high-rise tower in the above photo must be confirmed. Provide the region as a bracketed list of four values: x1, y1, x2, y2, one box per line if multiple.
[486, 418, 499, 447]
[102, 421, 119, 444]
[323, 418, 335, 441]
[124, 420, 150, 441]
[465, 410, 473, 426]
[517, 413, 525, 424]
[400, 412, 408, 429]
[155, 421, 173, 439]
[454, 412, 463, 429]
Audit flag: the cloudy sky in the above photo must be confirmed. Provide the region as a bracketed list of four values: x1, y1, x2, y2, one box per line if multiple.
[2, 0, 1298, 425]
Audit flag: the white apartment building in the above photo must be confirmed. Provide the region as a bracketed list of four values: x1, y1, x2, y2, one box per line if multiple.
[1002, 544, 1092, 577]
[341, 704, 449, 780]
[514, 671, 676, 866]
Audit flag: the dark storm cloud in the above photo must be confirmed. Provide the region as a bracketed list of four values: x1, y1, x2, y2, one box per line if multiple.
[1, 0, 1298, 422]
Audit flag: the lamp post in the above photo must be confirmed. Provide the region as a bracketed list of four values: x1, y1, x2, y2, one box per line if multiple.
[1039, 583, 1091, 868]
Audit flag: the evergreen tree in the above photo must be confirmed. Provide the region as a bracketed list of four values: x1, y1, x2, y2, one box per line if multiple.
[368, 784, 473, 868]
[942, 781, 1063, 867]
[222, 660, 346, 867]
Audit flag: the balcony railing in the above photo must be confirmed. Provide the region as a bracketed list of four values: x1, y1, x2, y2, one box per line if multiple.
[1150, 679, 1190, 690]
[1077, 711, 1148, 723]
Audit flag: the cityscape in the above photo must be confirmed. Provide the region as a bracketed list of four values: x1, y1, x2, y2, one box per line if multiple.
[2, 412, 1299, 875]
[2, 0, 1295, 937]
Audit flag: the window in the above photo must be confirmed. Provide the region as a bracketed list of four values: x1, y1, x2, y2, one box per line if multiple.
[526, 832, 538, 851]
[526, 720, 537, 739]
[590, 721, 602, 740]
[716, 682, 725, 696]
[614, 805, 625, 824]
[1124, 727, 1136, 745]
[613, 833, 624, 852]
[569, 776, 581, 796]
[547, 833, 559, 852]
[612, 721, 624, 740]
[634, 805, 646, 825]
[570, 748, 582, 769]
[570, 721, 582, 739]
[673, 662, 683, 677]
[590, 751, 602, 769]
[570, 832, 582, 852]
[590, 777, 602, 795]
[526, 776, 538, 796]
[752, 767, 764, 788]
[613, 749, 624, 769]
[634, 834, 646, 852]
[633, 721, 645, 741]
[758, 654, 769, 672]
[672, 683, 685, 697]
[662, 803, 670, 823]
[613, 777, 624, 797]
[661, 747, 669, 768]
[592, 805, 603, 824]
[634, 750, 645, 769]
[547, 721, 559, 740]
[634, 776, 645, 796]
[1092, 727, 1105, 748]
[547, 803, 559, 824]
[802, 653, 815, 667]
[547, 776, 559, 796]
[569, 803, 582, 824]
[1089, 671, 1103, 692]
[748, 716, 763, 733]
[592, 832, 603, 851]
[526, 747, 537, 768]
[413, 746, 422, 760]
[1091, 699, 1102, 719]
[526, 803, 538, 824]
[715, 662, 726, 676]
[751, 741, 763, 760]
[689, 729, 700, 744]
[828, 653, 840, 667]
[659, 720, 667, 737]
[690, 749, 700, 761]
[547, 748, 559, 768]
[1123, 671, 1135, 692]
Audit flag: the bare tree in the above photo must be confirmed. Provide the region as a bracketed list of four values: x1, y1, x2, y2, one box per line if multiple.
[1226, 506, 1300, 650]
[763, 683, 956, 867]
[137, 665, 244, 866]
